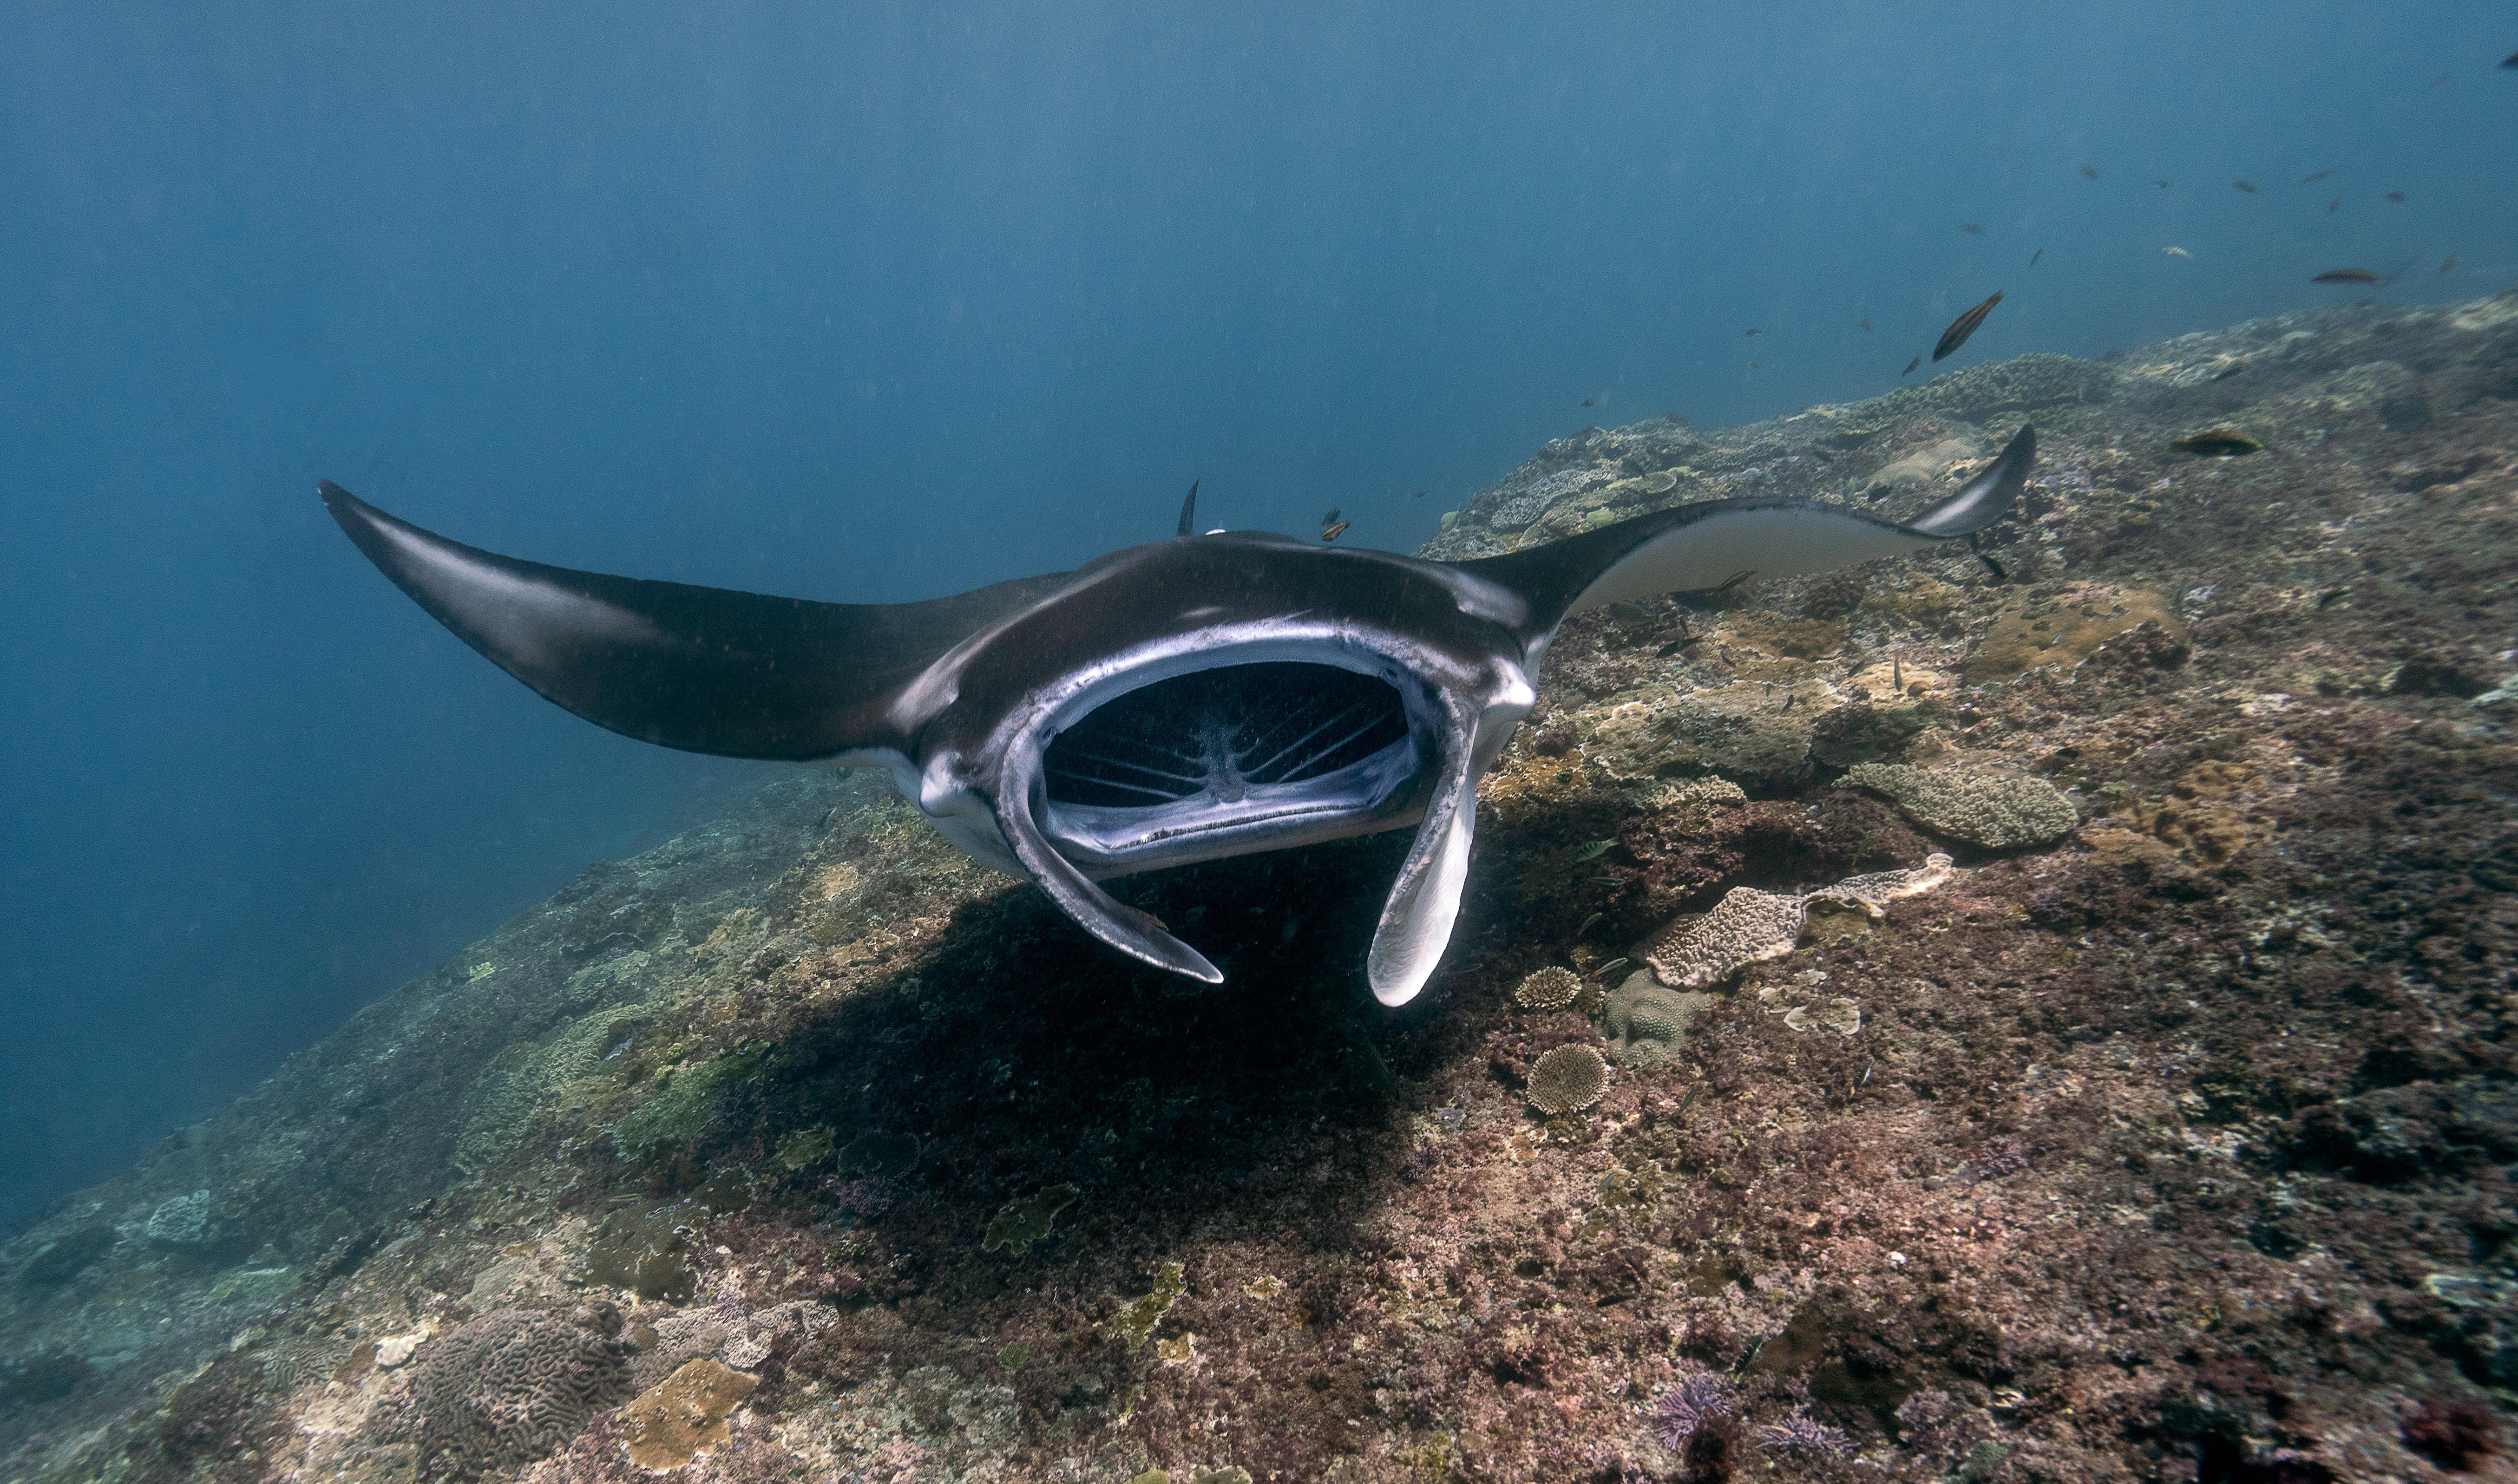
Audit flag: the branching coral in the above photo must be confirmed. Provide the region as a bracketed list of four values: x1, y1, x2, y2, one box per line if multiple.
[1513, 965, 1581, 1011]
[1527, 1045, 1609, 1114]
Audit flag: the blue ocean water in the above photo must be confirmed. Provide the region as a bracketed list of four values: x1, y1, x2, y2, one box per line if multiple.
[2, 1, 2511, 1228]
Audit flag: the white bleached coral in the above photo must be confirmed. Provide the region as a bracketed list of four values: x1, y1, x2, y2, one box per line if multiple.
[1641, 855, 1957, 990]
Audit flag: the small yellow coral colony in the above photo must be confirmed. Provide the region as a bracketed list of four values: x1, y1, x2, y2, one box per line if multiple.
[1514, 965, 1582, 1011]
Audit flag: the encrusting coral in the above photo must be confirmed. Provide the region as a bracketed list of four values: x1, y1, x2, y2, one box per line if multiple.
[1642, 854, 1957, 988]
[1839, 763, 2079, 850]
[618, 1356, 759, 1470]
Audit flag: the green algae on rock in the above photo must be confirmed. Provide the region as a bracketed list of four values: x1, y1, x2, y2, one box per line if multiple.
[1839, 762, 2078, 849]
[982, 1182, 1078, 1255]
[1109, 1261, 1185, 1347]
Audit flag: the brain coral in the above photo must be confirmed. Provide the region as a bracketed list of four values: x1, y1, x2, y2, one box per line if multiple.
[1601, 974, 1710, 1067]
[1514, 965, 1582, 1011]
[1840, 764, 2078, 850]
[406, 1306, 629, 1480]
[1527, 1045, 1609, 1114]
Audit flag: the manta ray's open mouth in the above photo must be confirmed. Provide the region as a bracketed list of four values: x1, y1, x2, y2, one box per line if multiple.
[1038, 660, 1430, 869]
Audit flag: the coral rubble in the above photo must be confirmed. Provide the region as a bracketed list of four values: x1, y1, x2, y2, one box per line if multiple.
[6, 292, 2518, 1483]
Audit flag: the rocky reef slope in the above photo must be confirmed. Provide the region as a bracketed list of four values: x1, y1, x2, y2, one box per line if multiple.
[6, 292, 2518, 1483]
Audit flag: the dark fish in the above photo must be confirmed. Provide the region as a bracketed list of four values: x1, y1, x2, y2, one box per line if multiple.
[1321, 506, 1342, 526]
[1900, 354, 1921, 376]
[1574, 839, 1615, 861]
[2315, 588, 2349, 609]
[1960, 223, 1985, 235]
[1606, 600, 1652, 622]
[2152, 179, 2171, 188]
[2029, 247, 2044, 268]
[2301, 170, 2332, 184]
[2311, 268, 2382, 286]
[2078, 164, 2098, 180]
[2443, 255, 2459, 274]
[1582, 398, 1594, 407]
[2233, 180, 2259, 193]
[1412, 490, 1428, 497]
[2386, 190, 2405, 203]
[1932, 291, 2003, 362]
[1744, 328, 1760, 336]
[2504, 51, 2518, 68]
[1748, 360, 1760, 370]
[1318, 519, 1350, 543]
[1712, 569, 1757, 594]
[2172, 429, 2263, 457]
[1859, 319, 1872, 331]
[2328, 195, 2341, 212]
[2433, 72, 2451, 87]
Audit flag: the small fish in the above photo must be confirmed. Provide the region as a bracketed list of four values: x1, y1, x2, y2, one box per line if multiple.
[2311, 267, 2382, 286]
[2171, 429, 2263, 457]
[1655, 635, 1701, 656]
[1900, 354, 1921, 376]
[1748, 360, 1760, 370]
[2442, 255, 2459, 274]
[1976, 549, 2007, 582]
[2164, 245, 2192, 257]
[2301, 169, 2332, 184]
[1581, 397, 1594, 407]
[2077, 164, 2098, 180]
[1712, 568, 1757, 594]
[1318, 519, 1350, 542]
[1321, 506, 1342, 526]
[2433, 71, 2451, 87]
[1932, 290, 2003, 361]
[1606, 600, 1652, 622]
[2505, 51, 2518, 68]
[2385, 190, 2405, 203]
[2315, 588, 2349, 609]
[2152, 179, 2171, 188]
[2328, 195, 2341, 212]
[1578, 912, 1603, 936]
[2233, 180, 2259, 193]
[2029, 247, 2044, 268]
[1744, 328, 1760, 337]
[1574, 840, 1615, 861]
[1595, 957, 1630, 978]
[1859, 319, 1872, 331]
[1960, 222, 1985, 235]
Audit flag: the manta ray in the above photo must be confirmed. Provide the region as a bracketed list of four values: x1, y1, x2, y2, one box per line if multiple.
[323, 425, 2032, 1006]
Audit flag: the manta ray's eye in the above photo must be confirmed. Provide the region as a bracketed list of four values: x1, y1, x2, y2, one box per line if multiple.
[1044, 662, 1412, 811]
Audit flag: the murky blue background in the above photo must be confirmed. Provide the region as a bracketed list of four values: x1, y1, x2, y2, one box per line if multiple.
[5, 1, 2512, 1225]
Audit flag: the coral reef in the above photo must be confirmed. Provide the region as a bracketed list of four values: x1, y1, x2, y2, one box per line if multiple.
[7, 293, 2518, 1484]
[1525, 1045, 1609, 1114]
[1840, 762, 2079, 849]
[1511, 965, 1581, 1012]
[618, 1358, 758, 1469]
[397, 1306, 631, 1480]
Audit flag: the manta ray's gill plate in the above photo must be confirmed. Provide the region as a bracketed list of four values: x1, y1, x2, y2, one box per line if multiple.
[1042, 661, 1414, 810]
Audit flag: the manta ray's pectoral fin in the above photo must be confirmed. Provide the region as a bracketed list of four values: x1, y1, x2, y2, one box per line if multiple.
[1365, 736, 1481, 1007]
[320, 482, 1070, 761]
[1458, 425, 2036, 638]
[995, 786, 1226, 984]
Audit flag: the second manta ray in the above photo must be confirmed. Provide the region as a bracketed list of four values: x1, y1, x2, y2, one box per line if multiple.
[323, 425, 2034, 1006]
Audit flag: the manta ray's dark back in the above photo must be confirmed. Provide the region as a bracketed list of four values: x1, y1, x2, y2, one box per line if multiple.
[321, 421, 2033, 1000]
